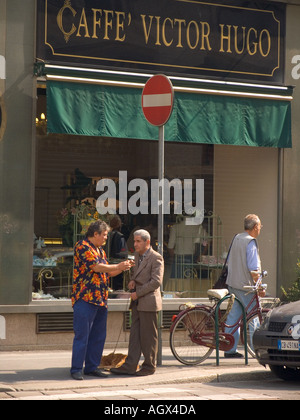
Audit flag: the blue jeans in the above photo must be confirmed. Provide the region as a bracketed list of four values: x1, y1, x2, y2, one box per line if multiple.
[71, 299, 108, 374]
[225, 286, 259, 354]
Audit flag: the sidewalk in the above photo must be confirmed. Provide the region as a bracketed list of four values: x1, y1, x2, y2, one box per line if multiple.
[0, 347, 273, 399]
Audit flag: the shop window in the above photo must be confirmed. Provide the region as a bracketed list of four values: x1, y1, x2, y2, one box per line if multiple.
[33, 88, 216, 300]
[165, 212, 224, 298]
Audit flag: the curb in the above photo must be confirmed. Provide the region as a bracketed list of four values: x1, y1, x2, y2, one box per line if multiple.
[0, 385, 16, 393]
[0, 367, 273, 395]
[215, 369, 273, 383]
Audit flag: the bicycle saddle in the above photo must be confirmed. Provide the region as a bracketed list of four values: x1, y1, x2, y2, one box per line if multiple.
[207, 289, 229, 300]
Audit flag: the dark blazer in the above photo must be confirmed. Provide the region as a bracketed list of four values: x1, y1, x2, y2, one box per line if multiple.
[131, 247, 164, 312]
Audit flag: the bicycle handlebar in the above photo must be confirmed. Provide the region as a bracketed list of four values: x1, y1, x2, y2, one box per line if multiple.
[243, 284, 268, 291]
[250, 270, 268, 279]
[243, 270, 268, 293]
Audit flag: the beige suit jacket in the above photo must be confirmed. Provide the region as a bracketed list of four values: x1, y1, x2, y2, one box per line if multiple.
[131, 247, 164, 312]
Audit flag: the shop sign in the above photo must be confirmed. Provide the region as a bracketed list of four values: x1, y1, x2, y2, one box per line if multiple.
[37, 0, 286, 83]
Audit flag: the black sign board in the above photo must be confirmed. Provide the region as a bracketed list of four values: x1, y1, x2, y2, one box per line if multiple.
[37, 0, 286, 83]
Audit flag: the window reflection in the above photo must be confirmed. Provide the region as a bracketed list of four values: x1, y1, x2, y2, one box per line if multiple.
[34, 94, 215, 299]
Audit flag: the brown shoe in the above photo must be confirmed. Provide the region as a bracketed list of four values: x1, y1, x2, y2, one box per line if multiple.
[135, 368, 155, 376]
[110, 366, 136, 375]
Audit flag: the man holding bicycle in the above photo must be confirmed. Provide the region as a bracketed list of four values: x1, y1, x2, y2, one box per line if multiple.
[224, 214, 262, 358]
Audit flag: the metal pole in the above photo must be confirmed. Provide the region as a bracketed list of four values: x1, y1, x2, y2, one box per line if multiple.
[157, 124, 164, 366]
[277, 148, 284, 297]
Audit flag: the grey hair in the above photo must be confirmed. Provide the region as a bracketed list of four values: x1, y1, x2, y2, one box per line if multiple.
[244, 214, 261, 231]
[86, 220, 110, 238]
[134, 229, 151, 242]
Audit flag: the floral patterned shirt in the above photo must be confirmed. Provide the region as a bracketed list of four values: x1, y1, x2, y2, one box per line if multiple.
[72, 239, 109, 308]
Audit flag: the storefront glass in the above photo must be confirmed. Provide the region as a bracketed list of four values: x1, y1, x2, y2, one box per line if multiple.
[34, 89, 216, 300]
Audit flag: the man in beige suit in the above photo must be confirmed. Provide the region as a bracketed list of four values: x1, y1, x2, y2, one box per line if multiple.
[111, 229, 164, 376]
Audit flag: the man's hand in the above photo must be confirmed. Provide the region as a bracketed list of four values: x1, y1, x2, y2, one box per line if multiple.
[131, 292, 138, 301]
[128, 280, 136, 290]
[118, 260, 132, 271]
[251, 270, 260, 283]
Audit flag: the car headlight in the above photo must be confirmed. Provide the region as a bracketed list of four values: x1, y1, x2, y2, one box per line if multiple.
[258, 310, 272, 331]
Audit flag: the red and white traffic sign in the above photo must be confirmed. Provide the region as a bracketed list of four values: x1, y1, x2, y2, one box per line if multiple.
[142, 74, 174, 127]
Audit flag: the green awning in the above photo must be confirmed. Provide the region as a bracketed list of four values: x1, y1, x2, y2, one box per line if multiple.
[47, 80, 292, 148]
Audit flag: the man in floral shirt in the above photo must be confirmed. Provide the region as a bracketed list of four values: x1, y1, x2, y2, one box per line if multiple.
[71, 220, 132, 380]
[72, 238, 109, 308]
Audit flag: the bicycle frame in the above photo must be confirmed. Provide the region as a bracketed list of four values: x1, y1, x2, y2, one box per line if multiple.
[169, 272, 269, 366]
[172, 275, 268, 344]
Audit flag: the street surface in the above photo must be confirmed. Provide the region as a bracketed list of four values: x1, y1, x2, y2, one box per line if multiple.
[0, 379, 300, 402]
[1, 379, 300, 401]
[0, 349, 299, 401]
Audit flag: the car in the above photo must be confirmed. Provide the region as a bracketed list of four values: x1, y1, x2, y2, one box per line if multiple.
[253, 299, 300, 380]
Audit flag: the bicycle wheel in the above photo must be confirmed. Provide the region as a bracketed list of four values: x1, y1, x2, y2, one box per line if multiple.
[170, 307, 215, 365]
[244, 310, 270, 358]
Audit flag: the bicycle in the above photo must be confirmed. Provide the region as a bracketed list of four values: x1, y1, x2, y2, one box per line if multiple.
[169, 271, 270, 365]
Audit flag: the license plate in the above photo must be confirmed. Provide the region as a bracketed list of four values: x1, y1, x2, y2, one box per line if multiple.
[278, 340, 300, 351]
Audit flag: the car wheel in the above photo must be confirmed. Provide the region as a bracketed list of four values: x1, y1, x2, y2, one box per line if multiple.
[269, 365, 300, 381]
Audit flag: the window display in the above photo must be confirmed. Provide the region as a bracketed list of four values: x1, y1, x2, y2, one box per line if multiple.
[34, 90, 216, 300]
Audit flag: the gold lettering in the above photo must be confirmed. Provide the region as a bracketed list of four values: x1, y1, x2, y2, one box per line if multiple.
[115, 11, 126, 42]
[219, 24, 232, 53]
[259, 29, 271, 57]
[56, 1, 77, 43]
[162, 18, 174, 47]
[200, 22, 212, 51]
[174, 19, 186, 48]
[140, 15, 153, 44]
[155, 16, 161, 46]
[186, 21, 199, 50]
[247, 27, 258, 56]
[76, 8, 90, 38]
[103, 10, 114, 40]
[233, 25, 246, 54]
[92, 8, 102, 39]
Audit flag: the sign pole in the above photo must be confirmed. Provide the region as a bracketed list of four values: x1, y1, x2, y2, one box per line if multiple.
[157, 124, 164, 367]
[141, 74, 174, 368]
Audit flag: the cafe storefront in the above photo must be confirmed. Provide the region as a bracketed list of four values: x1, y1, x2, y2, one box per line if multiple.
[0, 0, 297, 350]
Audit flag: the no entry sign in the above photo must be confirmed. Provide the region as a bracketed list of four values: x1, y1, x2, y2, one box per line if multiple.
[141, 74, 174, 366]
[142, 75, 174, 127]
